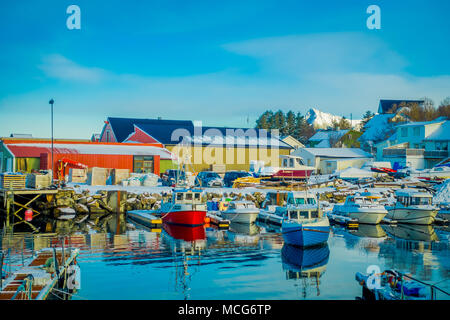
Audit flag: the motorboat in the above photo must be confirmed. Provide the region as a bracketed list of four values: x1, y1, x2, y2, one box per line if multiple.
[158, 188, 207, 226]
[331, 193, 388, 224]
[221, 200, 259, 224]
[258, 155, 315, 180]
[280, 193, 330, 247]
[355, 269, 442, 300]
[386, 189, 438, 225]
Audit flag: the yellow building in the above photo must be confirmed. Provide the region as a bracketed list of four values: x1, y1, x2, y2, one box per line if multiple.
[99, 117, 292, 173]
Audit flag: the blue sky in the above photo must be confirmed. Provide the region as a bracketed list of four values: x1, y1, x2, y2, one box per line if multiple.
[0, 0, 449, 139]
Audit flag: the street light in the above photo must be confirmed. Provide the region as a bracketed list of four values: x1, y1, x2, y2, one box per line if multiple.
[49, 99, 54, 181]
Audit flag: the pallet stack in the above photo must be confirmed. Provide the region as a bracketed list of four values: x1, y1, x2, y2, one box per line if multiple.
[0, 173, 26, 189]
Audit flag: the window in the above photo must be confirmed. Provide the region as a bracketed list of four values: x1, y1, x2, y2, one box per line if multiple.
[106, 131, 110, 142]
[299, 211, 309, 219]
[289, 211, 298, 219]
[133, 156, 154, 173]
[194, 193, 200, 200]
[289, 158, 294, 167]
[283, 159, 288, 167]
[401, 128, 408, 137]
[176, 193, 183, 201]
[413, 127, 420, 136]
[185, 193, 193, 200]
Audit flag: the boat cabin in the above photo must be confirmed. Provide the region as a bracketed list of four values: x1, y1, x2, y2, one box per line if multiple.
[280, 155, 306, 169]
[276, 205, 322, 221]
[345, 194, 382, 206]
[262, 191, 288, 208]
[286, 191, 317, 206]
[228, 201, 256, 210]
[395, 189, 433, 206]
[172, 189, 204, 204]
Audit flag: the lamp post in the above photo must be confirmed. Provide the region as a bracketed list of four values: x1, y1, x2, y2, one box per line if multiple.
[49, 99, 54, 180]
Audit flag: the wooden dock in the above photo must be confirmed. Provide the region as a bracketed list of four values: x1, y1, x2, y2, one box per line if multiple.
[126, 210, 162, 228]
[206, 212, 230, 228]
[0, 247, 79, 300]
[0, 188, 59, 232]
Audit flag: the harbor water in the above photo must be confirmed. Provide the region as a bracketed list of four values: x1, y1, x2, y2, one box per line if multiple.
[1, 221, 449, 300]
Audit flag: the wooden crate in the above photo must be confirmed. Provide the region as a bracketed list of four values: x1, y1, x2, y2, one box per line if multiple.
[111, 168, 130, 185]
[87, 167, 108, 186]
[26, 174, 52, 189]
[0, 174, 26, 189]
[69, 168, 87, 183]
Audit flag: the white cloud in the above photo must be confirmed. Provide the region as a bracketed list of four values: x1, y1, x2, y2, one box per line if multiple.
[38, 54, 108, 83]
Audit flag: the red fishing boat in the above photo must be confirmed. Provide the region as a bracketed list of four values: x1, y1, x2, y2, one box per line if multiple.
[159, 188, 207, 226]
[260, 155, 315, 180]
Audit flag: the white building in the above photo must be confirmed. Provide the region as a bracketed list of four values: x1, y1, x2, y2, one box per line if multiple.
[377, 118, 449, 169]
[292, 148, 373, 174]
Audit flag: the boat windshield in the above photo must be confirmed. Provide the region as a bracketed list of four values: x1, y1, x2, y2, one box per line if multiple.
[410, 197, 432, 205]
[292, 197, 316, 205]
[398, 195, 432, 206]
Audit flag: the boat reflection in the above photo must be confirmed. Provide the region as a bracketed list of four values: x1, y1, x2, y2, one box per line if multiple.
[229, 222, 260, 236]
[352, 224, 387, 239]
[227, 222, 260, 246]
[162, 223, 206, 242]
[382, 224, 439, 242]
[281, 244, 330, 298]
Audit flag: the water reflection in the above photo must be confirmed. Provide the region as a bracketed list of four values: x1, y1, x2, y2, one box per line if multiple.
[382, 224, 439, 242]
[281, 244, 330, 298]
[1, 217, 448, 300]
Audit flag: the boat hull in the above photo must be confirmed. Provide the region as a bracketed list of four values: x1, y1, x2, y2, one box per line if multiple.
[333, 206, 387, 224]
[272, 169, 313, 179]
[222, 210, 259, 224]
[282, 217, 330, 247]
[386, 207, 438, 225]
[161, 210, 206, 226]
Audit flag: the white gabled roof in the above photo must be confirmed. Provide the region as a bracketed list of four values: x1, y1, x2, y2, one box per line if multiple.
[424, 121, 450, 141]
[294, 148, 373, 159]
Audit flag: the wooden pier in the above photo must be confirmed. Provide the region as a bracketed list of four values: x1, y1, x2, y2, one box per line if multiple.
[0, 188, 58, 232]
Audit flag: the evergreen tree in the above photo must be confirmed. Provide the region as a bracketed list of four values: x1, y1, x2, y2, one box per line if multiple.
[285, 111, 296, 136]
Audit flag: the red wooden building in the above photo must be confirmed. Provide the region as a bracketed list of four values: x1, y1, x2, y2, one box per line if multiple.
[0, 137, 174, 176]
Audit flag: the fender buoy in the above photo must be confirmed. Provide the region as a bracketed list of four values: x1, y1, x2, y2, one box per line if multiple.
[25, 209, 33, 222]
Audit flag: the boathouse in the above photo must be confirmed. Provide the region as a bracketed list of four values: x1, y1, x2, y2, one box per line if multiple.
[0, 137, 173, 175]
[98, 117, 292, 172]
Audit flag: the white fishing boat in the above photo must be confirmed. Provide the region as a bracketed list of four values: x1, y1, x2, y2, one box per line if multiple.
[331, 193, 388, 224]
[221, 200, 259, 224]
[386, 189, 438, 225]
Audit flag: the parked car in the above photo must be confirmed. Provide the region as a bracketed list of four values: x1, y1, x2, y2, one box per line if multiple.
[223, 171, 252, 187]
[195, 171, 224, 187]
[162, 169, 187, 186]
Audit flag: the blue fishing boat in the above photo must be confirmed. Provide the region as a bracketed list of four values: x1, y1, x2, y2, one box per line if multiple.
[280, 192, 330, 247]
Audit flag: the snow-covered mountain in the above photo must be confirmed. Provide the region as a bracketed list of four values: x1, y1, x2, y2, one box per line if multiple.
[305, 108, 362, 129]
